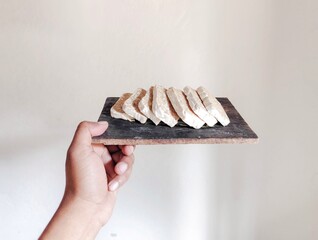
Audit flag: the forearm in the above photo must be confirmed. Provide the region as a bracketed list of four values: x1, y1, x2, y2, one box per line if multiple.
[39, 193, 103, 240]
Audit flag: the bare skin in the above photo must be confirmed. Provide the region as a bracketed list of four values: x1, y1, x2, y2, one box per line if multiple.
[40, 121, 135, 240]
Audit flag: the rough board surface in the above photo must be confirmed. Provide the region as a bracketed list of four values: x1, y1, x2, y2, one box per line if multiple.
[92, 97, 258, 145]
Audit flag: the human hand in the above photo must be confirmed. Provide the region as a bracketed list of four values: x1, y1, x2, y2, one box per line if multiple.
[65, 121, 135, 222]
[40, 121, 135, 240]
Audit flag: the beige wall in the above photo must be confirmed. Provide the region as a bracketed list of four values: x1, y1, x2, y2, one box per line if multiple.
[0, 0, 317, 239]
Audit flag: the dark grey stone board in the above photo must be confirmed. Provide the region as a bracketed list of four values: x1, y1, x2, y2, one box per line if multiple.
[92, 97, 258, 145]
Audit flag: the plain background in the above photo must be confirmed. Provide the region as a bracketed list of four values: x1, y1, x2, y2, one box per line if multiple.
[1, 0, 317, 239]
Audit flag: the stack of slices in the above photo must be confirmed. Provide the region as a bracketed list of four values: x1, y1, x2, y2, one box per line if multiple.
[110, 86, 230, 129]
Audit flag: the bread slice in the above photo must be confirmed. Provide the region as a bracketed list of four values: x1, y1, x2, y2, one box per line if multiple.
[138, 86, 161, 125]
[110, 93, 135, 121]
[183, 86, 218, 127]
[152, 85, 179, 127]
[197, 86, 230, 126]
[166, 87, 205, 129]
[122, 88, 148, 123]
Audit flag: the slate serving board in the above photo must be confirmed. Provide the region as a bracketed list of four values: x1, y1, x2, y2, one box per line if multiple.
[92, 97, 258, 145]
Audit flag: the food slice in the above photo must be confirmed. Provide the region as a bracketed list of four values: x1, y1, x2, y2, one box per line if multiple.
[166, 87, 205, 129]
[152, 85, 179, 127]
[122, 88, 148, 123]
[138, 86, 161, 125]
[197, 86, 230, 126]
[183, 86, 218, 127]
[110, 93, 135, 121]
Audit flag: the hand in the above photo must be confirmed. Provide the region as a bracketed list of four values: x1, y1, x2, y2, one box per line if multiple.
[66, 121, 135, 221]
[40, 121, 135, 240]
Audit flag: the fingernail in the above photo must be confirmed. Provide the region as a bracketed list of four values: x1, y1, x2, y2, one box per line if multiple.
[118, 162, 128, 174]
[98, 121, 108, 125]
[109, 181, 119, 191]
[127, 146, 134, 154]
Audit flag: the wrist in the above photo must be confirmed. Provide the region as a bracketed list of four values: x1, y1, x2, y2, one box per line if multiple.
[62, 190, 115, 226]
[40, 192, 105, 240]
[61, 192, 105, 227]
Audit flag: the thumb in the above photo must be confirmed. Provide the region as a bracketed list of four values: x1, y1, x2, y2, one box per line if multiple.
[70, 121, 108, 148]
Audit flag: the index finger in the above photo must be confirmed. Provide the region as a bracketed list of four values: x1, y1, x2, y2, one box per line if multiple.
[119, 145, 136, 156]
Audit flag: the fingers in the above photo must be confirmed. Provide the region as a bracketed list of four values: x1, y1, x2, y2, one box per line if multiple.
[104, 158, 117, 180]
[103, 144, 136, 191]
[112, 152, 135, 174]
[106, 145, 120, 153]
[107, 145, 135, 156]
[107, 153, 135, 192]
[69, 121, 108, 150]
[120, 145, 135, 156]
